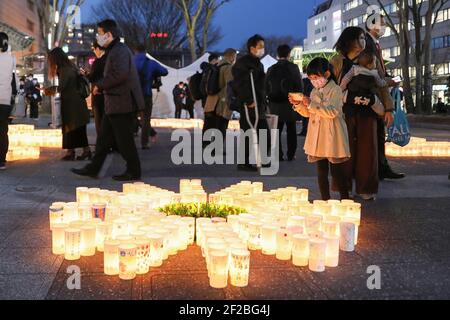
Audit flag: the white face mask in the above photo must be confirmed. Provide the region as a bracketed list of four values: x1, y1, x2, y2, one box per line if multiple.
[96, 33, 110, 47]
[311, 77, 328, 89]
[256, 48, 265, 58]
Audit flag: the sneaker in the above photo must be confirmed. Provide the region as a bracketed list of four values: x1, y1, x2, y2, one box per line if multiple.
[359, 194, 377, 201]
[0, 163, 6, 170]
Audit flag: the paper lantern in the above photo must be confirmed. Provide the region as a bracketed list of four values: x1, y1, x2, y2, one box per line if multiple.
[63, 203, 78, 223]
[96, 222, 112, 252]
[80, 225, 96, 256]
[49, 205, 64, 230]
[180, 217, 195, 245]
[324, 235, 340, 267]
[77, 204, 90, 221]
[92, 203, 107, 221]
[135, 238, 150, 274]
[112, 219, 128, 238]
[291, 234, 309, 267]
[147, 234, 164, 267]
[339, 222, 355, 252]
[119, 244, 137, 280]
[309, 238, 326, 272]
[209, 250, 229, 289]
[261, 225, 277, 255]
[306, 214, 322, 232]
[52, 223, 68, 255]
[346, 203, 361, 221]
[287, 215, 306, 230]
[116, 235, 133, 245]
[230, 249, 250, 287]
[247, 221, 262, 250]
[76, 187, 89, 203]
[130, 231, 146, 240]
[154, 229, 170, 260]
[64, 228, 81, 261]
[165, 225, 180, 255]
[343, 217, 360, 245]
[322, 216, 341, 237]
[104, 239, 120, 275]
[276, 228, 292, 260]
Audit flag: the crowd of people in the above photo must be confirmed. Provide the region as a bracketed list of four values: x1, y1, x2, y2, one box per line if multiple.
[1, 14, 441, 200]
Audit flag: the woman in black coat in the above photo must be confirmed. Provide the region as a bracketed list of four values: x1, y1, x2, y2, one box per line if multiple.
[46, 48, 91, 161]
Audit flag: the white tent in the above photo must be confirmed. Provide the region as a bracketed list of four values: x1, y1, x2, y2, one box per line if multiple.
[148, 53, 210, 119]
[261, 55, 278, 72]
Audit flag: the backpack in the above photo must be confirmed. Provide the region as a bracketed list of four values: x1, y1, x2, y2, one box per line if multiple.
[226, 80, 240, 112]
[266, 63, 293, 102]
[188, 71, 204, 101]
[77, 73, 90, 99]
[206, 63, 229, 96]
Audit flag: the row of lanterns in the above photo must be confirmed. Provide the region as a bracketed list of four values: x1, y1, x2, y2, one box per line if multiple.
[49, 180, 362, 287]
[386, 137, 450, 157]
[150, 119, 240, 130]
[7, 124, 62, 161]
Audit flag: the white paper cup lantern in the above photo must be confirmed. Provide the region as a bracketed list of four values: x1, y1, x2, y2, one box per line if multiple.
[306, 214, 322, 233]
[52, 223, 68, 255]
[247, 221, 262, 250]
[49, 205, 64, 230]
[276, 228, 292, 260]
[346, 203, 361, 221]
[96, 222, 112, 252]
[287, 216, 306, 230]
[80, 225, 96, 257]
[154, 229, 170, 260]
[77, 204, 91, 221]
[63, 203, 78, 223]
[230, 249, 250, 287]
[291, 234, 309, 267]
[226, 215, 240, 233]
[323, 235, 340, 267]
[209, 250, 229, 289]
[64, 228, 81, 261]
[261, 225, 277, 255]
[309, 238, 327, 272]
[112, 219, 128, 238]
[181, 217, 195, 245]
[343, 217, 360, 245]
[339, 222, 355, 252]
[91, 203, 107, 221]
[147, 234, 164, 267]
[135, 238, 150, 275]
[165, 225, 180, 255]
[76, 187, 89, 204]
[104, 239, 120, 275]
[322, 216, 341, 237]
[119, 244, 137, 280]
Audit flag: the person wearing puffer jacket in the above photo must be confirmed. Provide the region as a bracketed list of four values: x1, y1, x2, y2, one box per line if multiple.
[0, 32, 15, 170]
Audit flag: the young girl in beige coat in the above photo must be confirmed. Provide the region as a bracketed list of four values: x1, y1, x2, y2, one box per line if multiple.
[289, 58, 350, 200]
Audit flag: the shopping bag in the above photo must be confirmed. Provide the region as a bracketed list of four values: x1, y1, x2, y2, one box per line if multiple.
[387, 87, 410, 147]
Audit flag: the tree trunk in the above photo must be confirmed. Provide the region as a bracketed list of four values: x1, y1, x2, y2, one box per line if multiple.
[189, 30, 197, 61]
[422, 1, 435, 114]
[415, 65, 423, 113]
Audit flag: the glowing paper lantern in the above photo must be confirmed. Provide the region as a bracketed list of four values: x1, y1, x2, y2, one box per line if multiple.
[96, 222, 112, 252]
[247, 221, 262, 250]
[92, 203, 107, 221]
[309, 238, 327, 272]
[230, 249, 250, 287]
[324, 235, 340, 267]
[135, 238, 150, 274]
[276, 228, 292, 260]
[339, 222, 355, 252]
[209, 250, 229, 289]
[147, 234, 164, 267]
[76, 187, 89, 203]
[64, 228, 81, 261]
[51, 223, 68, 255]
[154, 229, 170, 260]
[261, 225, 277, 255]
[119, 244, 137, 280]
[112, 219, 128, 238]
[180, 217, 195, 245]
[49, 205, 64, 230]
[80, 225, 96, 256]
[291, 234, 309, 267]
[104, 239, 120, 275]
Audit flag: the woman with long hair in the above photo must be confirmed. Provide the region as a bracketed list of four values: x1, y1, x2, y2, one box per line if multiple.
[330, 26, 379, 201]
[46, 47, 91, 161]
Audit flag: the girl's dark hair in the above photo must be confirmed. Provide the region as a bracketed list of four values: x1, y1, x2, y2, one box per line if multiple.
[48, 47, 74, 78]
[306, 57, 337, 82]
[333, 26, 365, 56]
[0, 32, 9, 52]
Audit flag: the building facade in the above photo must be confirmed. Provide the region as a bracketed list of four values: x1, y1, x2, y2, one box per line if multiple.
[307, 0, 450, 101]
[0, 0, 44, 76]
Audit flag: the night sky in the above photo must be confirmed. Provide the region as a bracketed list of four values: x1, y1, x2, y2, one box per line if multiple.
[81, 0, 319, 50]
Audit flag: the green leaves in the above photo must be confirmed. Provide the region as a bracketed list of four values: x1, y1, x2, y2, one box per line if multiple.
[158, 202, 245, 218]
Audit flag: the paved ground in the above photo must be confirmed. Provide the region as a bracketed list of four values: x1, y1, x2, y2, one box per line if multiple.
[0, 116, 449, 300]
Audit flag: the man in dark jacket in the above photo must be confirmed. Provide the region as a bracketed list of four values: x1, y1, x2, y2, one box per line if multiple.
[134, 44, 168, 149]
[365, 13, 404, 180]
[85, 41, 107, 136]
[72, 19, 145, 181]
[232, 34, 270, 172]
[266, 44, 303, 161]
[173, 82, 186, 118]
